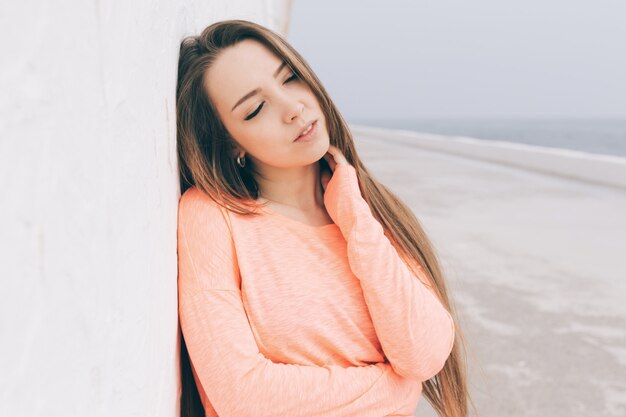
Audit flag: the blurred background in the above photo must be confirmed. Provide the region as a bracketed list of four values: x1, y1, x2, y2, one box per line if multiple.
[286, 2, 626, 416]
[1, 1, 624, 416]
[289, 0, 626, 157]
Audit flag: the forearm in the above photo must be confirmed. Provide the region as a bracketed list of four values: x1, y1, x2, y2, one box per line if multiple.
[324, 164, 455, 381]
[181, 287, 417, 417]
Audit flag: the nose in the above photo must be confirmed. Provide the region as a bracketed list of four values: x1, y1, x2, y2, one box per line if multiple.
[283, 96, 305, 124]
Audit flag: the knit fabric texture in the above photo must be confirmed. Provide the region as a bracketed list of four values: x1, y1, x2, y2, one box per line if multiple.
[177, 163, 455, 417]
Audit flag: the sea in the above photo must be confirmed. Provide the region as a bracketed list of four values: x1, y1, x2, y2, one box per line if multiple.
[348, 118, 626, 159]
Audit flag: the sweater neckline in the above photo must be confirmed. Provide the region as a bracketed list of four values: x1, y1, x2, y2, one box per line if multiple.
[257, 203, 339, 232]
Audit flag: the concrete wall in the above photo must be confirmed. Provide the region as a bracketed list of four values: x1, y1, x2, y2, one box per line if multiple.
[0, 1, 291, 416]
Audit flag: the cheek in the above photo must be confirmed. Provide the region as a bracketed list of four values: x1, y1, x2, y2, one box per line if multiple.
[241, 124, 289, 156]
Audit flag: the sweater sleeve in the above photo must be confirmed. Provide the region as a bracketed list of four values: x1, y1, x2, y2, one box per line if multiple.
[177, 189, 414, 417]
[322, 163, 455, 382]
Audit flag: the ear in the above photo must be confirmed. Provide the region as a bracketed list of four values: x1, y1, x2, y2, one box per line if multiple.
[230, 143, 243, 159]
[227, 136, 242, 156]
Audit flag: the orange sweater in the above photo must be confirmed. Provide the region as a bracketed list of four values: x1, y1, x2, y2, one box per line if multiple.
[177, 163, 455, 417]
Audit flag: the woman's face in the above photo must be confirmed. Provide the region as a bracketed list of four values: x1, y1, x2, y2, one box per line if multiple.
[204, 39, 330, 171]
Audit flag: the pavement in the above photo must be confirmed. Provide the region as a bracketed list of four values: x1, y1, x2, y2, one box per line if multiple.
[351, 128, 626, 417]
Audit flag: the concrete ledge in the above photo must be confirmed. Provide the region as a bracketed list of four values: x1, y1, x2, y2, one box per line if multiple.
[350, 124, 626, 191]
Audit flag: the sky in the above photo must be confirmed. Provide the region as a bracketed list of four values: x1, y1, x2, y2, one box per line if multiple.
[286, 0, 626, 121]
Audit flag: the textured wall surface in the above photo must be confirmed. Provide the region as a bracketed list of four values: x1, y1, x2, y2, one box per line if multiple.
[0, 1, 290, 415]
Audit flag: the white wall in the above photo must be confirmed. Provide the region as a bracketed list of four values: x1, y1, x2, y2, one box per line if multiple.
[0, 1, 291, 416]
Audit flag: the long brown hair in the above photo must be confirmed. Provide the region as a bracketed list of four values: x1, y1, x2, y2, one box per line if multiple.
[176, 19, 476, 417]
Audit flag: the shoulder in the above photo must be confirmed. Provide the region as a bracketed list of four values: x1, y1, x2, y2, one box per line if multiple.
[178, 186, 232, 236]
[180, 185, 218, 209]
[179, 186, 227, 216]
[177, 187, 241, 291]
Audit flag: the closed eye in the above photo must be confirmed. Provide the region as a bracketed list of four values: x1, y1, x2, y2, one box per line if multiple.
[244, 72, 300, 121]
[284, 73, 298, 83]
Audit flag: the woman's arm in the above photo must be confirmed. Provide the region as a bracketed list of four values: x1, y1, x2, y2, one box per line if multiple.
[178, 189, 413, 417]
[322, 163, 455, 382]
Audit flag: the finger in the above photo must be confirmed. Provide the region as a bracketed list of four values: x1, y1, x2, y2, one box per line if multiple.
[326, 145, 347, 165]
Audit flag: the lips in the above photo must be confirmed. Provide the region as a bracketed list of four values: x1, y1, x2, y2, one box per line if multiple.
[294, 120, 317, 141]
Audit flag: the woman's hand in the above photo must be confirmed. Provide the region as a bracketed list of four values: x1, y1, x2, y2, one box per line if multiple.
[321, 145, 350, 192]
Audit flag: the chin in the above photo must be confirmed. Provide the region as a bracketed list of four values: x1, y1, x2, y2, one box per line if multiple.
[316, 136, 331, 155]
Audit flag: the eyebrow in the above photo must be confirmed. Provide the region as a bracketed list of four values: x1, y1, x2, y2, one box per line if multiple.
[230, 61, 288, 112]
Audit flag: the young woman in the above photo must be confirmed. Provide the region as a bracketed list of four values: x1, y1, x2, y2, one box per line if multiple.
[176, 19, 474, 417]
